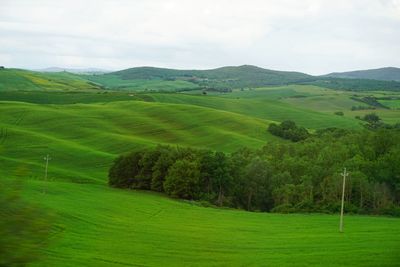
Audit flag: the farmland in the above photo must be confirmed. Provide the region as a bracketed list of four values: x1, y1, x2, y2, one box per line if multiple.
[1, 67, 400, 266]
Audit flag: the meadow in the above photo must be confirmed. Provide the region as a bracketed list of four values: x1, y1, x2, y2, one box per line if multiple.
[1, 70, 400, 266]
[21, 179, 400, 267]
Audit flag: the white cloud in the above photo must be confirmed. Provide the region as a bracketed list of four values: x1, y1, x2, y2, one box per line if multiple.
[0, 0, 399, 74]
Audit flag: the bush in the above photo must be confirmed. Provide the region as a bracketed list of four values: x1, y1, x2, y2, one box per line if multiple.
[271, 204, 295, 213]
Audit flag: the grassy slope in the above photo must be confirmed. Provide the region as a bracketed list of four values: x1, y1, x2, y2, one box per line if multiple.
[1, 85, 399, 266]
[24, 180, 400, 267]
[86, 65, 400, 91]
[0, 100, 274, 182]
[86, 74, 200, 91]
[326, 67, 400, 81]
[150, 92, 363, 129]
[0, 69, 102, 91]
[209, 85, 400, 125]
[5, 85, 400, 183]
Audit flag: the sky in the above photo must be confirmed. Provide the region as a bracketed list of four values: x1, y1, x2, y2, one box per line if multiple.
[0, 0, 399, 75]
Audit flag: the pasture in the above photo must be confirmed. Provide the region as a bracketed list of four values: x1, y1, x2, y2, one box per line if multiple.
[1, 80, 400, 266]
[20, 179, 400, 267]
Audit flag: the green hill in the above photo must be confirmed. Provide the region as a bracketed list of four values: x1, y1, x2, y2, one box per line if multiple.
[1, 83, 400, 266]
[87, 65, 313, 90]
[88, 65, 400, 92]
[0, 69, 102, 91]
[3, 66, 400, 93]
[326, 67, 400, 81]
[0, 99, 276, 182]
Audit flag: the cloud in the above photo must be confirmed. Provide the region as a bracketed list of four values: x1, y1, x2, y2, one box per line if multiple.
[0, 0, 399, 74]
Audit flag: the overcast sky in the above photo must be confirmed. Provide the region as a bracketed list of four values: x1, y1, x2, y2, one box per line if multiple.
[0, 0, 399, 75]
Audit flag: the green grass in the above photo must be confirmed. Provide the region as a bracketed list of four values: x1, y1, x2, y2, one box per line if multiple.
[150, 92, 363, 129]
[379, 99, 400, 109]
[1, 86, 398, 184]
[0, 91, 144, 104]
[0, 69, 102, 91]
[209, 85, 400, 125]
[85, 74, 200, 91]
[0, 100, 275, 182]
[1, 84, 400, 266]
[20, 179, 400, 267]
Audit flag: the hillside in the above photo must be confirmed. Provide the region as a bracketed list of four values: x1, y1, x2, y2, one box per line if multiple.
[88, 65, 400, 92]
[3, 66, 400, 93]
[1, 84, 399, 267]
[0, 99, 277, 182]
[87, 65, 313, 90]
[326, 67, 400, 81]
[37, 67, 111, 74]
[0, 68, 103, 91]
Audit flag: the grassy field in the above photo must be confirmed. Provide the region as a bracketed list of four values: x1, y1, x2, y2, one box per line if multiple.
[379, 99, 400, 109]
[85, 74, 200, 91]
[0, 100, 275, 182]
[20, 179, 400, 267]
[1, 81, 400, 266]
[0, 69, 102, 91]
[2, 85, 400, 182]
[217, 85, 400, 124]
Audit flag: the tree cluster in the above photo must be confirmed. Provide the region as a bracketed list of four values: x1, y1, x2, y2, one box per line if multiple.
[109, 128, 400, 216]
[268, 120, 309, 142]
[361, 113, 400, 130]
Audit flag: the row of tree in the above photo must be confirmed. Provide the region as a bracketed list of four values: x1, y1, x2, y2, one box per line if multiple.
[109, 128, 400, 216]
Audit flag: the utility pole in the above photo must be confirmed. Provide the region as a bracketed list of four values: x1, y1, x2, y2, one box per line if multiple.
[339, 168, 349, 233]
[43, 154, 51, 193]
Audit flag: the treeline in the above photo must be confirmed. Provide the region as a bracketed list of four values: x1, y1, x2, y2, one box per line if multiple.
[304, 78, 400, 92]
[109, 128, 400, 216]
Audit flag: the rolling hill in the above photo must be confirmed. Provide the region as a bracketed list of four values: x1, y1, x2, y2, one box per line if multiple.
[88, 65, 400, 92]
[0, 99, 277, 182]
[37, 67, 111, 74]
[0, 68, 103, 91]
[326, 67, 400, 81]
[89, 65, 313, 90]
[2, 65, 400, 92]
[1, 77, 400, 266]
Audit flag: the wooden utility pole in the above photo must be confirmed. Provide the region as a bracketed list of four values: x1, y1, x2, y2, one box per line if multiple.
[339, 168, 348, 233]
[43, 154, 51, 193]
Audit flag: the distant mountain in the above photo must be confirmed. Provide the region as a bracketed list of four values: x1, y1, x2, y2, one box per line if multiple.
[325, 67, 400, 81]
[37, 67, 111, 74]
[110, 65, 313, 88]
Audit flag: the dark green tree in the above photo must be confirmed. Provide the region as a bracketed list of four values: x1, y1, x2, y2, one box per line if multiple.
[163, 159, 201, 199]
